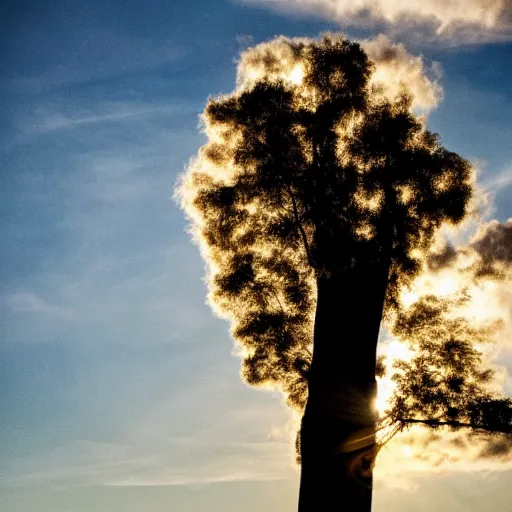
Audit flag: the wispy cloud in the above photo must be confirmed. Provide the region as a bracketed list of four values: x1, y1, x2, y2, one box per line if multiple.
[238, 0, 512, 44]
[33, 109, 161, 133]
[4, 27, 185, 94]
[4, 292, 76, 319]
[481, 166, 512, 194]
[1, 392, 296, 489]
[1, 440, 293, 489]
[104, 440, 294, 487]
[24, 103, 189, 134]
[375, 426, 512, 492]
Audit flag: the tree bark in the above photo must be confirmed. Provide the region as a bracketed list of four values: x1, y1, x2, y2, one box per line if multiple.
[298, 264, 389, 512]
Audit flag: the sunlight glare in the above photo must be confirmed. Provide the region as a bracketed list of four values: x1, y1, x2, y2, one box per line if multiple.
[400, 270, 465, 308]
[402, 445, 413, 457]
[288, 65, 304, 85]
[376, 340, 414, 415]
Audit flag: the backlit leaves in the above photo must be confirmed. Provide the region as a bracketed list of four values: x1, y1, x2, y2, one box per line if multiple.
[179, 34, 473, 408]
[388, 294, 512, 436]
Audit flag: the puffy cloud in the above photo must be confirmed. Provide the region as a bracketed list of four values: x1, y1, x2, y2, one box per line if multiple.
[400, 219, 512, 358]
[426, 218, 512, 281]
[361, 35, 442, 111]
[472, 218, 512, 268]
[236, 34, 442, 111]
[239, 0, 512, 43]
[236, 36, 306, 88]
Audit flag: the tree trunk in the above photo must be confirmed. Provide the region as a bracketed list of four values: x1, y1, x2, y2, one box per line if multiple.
[298, 264, 388, 512]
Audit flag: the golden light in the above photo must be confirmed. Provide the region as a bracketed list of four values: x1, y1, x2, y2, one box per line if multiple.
[376, 340, 414, 415]
[353, 189, 383, 212]
[288, 65, 304, 85]
[375, 376, 395, 416]
[355, 222, 375, 240]
[401, 445, 413, 457]
[400, 270, 464, 308]
[397, 185, 413, 204]
[432, 273, 460, 296]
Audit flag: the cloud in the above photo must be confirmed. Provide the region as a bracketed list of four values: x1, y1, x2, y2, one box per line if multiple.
[32, 109, 162, 133]
[425, 218, 512, 283]
[360, 35, 442, 111]
[377, 217, 512, 485]
[472, 218, 512, 267]
[0, 440, 156, 488]
[77, 155, 157, 204]
[104, 440, 294, 487]
[1, 440, 291, 489]
[403, 218, 512, 364]
[239, 0, 512, 43]
[235, 34, 442, 112]
[481, 166, 512, 194]
[99, 373, 297, 487]
[5, 27, 184, 94]
[375, 426, 512, 491]
[18, 101, 192, 135]
[1, 389, 297, 489]
[4, 292, 75, 318]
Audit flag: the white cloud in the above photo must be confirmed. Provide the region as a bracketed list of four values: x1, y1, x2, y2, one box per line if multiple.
[104, 440, 294, 487]
[79, 155, 156, 203]
[239, 0, 512, 43]
[21, 102, 190, 135]
[360, 35, 442, 111]
[234, 34, 442, 113]
[481, 166, 512, 194]
[1, 385, 297, 489]
[4, 292, 75, 319]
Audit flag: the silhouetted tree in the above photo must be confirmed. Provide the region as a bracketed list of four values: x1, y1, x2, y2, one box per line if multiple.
[177, 35, 512, 511]
[386, 293, 512, 439]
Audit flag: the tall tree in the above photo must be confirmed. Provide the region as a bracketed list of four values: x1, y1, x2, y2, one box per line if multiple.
[177, 35, 507, 511]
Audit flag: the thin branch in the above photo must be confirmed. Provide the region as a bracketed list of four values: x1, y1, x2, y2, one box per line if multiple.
[375, 422, 403, 450]
[283, 183, 316, 268]
[249, 278, 286, 316]
[267, 286, 286, 314]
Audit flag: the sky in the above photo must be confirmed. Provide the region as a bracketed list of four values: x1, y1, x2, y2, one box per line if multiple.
[1, 1, 511, 511]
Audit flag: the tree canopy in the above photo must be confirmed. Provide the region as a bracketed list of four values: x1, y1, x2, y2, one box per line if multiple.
[179, 34, 473, 411]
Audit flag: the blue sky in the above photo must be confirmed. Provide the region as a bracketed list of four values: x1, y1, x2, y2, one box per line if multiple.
[1, 1, 511, 511]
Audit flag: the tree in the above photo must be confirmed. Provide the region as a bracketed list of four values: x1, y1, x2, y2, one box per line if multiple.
[178, 34, 510, 511]
[385, 292, 512, 443]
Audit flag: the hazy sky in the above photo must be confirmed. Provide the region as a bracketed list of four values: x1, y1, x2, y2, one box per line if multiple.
[1, 1, 511, 511]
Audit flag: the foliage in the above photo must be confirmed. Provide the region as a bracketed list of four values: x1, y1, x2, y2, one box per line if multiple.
[384, 294, 512, 438]
[179, 35, 474, 408]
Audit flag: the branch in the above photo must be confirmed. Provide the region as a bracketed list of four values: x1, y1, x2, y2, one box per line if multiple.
[283, 183, 315, 268]
[397, 417, 510, 433]
[266, 285, 286, 314]
[397, 418, 473, 429]
[375, 422, 404, 450]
